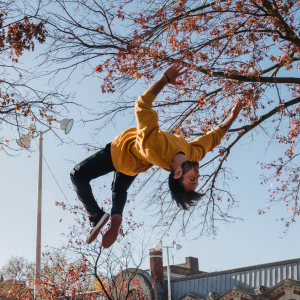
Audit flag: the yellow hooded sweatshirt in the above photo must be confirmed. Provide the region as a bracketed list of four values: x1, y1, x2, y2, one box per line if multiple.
[111, 90, 226, 176]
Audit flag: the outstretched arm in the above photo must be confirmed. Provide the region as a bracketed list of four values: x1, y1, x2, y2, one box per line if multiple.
[218, 99, 244, 133]
[148, 63, 188, 96]
[190, 99, 244, 160]
[134, 64, 188, 140]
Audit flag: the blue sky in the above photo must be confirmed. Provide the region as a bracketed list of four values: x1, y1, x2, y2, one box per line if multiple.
[1, 34, 300, 275]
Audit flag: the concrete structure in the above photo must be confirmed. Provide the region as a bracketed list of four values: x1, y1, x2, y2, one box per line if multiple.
[121, 250, 300, 300]
[164, 257, 206, 277]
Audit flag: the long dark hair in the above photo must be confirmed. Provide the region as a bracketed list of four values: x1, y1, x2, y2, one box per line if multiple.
[168, 170, 204, 210]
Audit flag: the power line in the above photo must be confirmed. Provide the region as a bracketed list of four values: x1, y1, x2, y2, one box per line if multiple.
[34, 139, 72, 207]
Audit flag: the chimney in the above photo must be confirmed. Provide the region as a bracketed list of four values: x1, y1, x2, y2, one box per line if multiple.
[186, 257, 199, 275]
[149, 248, 164, 286]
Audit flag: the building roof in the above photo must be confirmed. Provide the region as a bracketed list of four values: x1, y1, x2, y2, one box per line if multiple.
[171, 257, 300, 300]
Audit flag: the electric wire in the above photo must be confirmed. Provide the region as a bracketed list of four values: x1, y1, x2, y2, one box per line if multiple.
[34, 139, 72, 208]
[42, 154, 72, 206]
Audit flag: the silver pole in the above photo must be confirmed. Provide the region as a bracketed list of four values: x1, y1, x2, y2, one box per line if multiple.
[34, 132, 43, 299]
[166, 247, 171, 300]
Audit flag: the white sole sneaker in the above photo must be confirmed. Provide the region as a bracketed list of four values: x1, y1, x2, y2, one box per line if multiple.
[86, 212, 110, 244]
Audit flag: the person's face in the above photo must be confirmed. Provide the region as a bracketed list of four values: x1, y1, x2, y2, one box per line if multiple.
[181, 161, 200, 191]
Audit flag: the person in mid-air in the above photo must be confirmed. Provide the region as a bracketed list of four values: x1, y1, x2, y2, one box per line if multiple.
[70, 63, 243, 248]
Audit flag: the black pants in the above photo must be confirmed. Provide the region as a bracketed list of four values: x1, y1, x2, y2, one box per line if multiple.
[70, 143, 137, 220]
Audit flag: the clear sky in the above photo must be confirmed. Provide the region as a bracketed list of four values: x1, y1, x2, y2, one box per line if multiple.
[1, 36, 299, 275]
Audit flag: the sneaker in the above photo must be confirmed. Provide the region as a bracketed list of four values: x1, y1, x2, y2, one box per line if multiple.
[86, 210, 110, 244]
[102, 214, 122, 249]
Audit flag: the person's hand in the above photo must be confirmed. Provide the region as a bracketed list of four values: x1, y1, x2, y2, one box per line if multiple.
[163, 63, 188, 86]
[231, 99, 244, 117]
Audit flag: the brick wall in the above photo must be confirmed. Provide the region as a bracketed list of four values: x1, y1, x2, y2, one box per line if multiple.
[149, 249, 164, 286]
[293, 290, 300, 296]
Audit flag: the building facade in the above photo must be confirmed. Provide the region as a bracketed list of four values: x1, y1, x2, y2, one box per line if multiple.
[171, 258, 300, 300]
[123, 250, 300, 300]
